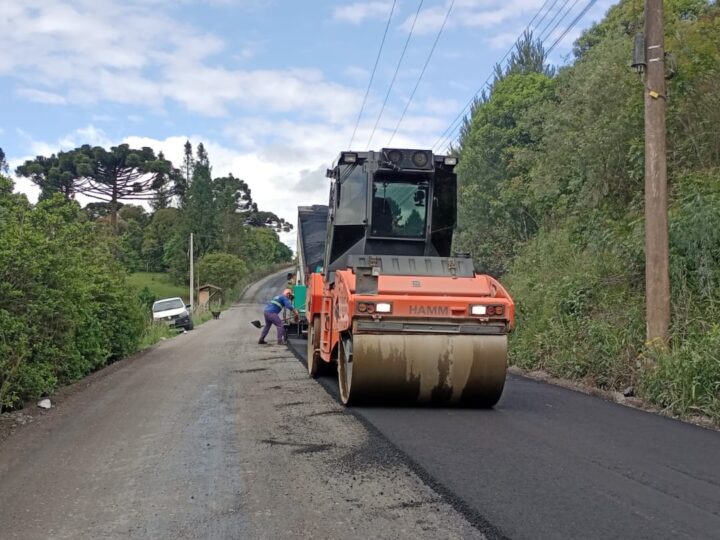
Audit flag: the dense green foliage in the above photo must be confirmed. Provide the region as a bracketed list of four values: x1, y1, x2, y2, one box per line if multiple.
[456, 0, 720, 419]
[197, 253, 249, 292]
[2, 141, 293, 410]
[0, 177, 146, 408]
[16, 144, 177, 230]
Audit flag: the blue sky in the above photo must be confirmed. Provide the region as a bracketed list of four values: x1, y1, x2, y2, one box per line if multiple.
[0, 0, 617, 247]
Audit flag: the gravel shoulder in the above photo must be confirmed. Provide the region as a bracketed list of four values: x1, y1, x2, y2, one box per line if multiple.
[0, 271, 481, 539]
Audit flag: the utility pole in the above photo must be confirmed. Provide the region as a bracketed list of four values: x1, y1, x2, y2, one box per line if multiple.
[189, 232, 194, 312]
[643, 0, 670, 345]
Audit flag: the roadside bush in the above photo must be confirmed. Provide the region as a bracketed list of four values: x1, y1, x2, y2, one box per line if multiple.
[196, 252, 248, 293]
[505, 227, 645, 389]
[0, 178, 146, 410]
[641, 328, 720, 419]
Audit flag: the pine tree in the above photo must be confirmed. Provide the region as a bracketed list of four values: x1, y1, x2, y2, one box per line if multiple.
[0, 147, 7, 174]
[185, 147, 218, 258]
[196, 143, 209, 169]
[176, 140, 194, 208]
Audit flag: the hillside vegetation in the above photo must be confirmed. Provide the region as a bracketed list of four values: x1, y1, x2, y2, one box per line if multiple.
[455, 0, 720, 419]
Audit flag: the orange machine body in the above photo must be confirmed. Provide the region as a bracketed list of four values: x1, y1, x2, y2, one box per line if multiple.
[307, 269, 515, 365]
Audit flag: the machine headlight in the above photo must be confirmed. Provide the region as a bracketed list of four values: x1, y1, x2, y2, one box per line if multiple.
[375, 302, 392, 313]
[470, 305, 487, 315]
[342, 152, 358, 164]
[444, 156, 458, 166]
[387, 149, 403, 164]
[412, 151, 429, 168]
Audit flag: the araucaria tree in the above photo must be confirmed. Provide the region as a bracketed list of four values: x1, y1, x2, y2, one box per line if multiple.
[74, 144, 176, 231]
[16, 150, 86, 201]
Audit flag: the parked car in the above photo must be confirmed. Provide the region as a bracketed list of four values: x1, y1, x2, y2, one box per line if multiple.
[152, 297, 194, 331]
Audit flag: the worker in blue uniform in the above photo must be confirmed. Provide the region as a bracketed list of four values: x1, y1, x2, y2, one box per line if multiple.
[259, 289, 298, 345]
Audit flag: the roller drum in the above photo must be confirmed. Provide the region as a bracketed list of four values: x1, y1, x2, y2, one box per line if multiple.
[341, 333, 507, 406]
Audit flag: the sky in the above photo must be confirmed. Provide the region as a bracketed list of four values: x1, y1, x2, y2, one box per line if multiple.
[0, 0, 617, 249]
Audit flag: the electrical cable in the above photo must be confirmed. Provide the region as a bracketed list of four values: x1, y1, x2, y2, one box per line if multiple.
[387, 0, 456, 147]
[540, 0, 583, 45]
[545, 0, 599, 54]
[432, 0, 598, 152]
[347, 0, 398, 150]
[537, 0, 574, 42]
[366, 0, 425, 150]
[430, 0, 556, 152]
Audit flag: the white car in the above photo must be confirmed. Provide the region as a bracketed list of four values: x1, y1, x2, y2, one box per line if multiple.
[152, 297, 194, 331]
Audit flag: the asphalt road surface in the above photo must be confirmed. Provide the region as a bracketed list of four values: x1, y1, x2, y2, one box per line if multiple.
[287, 287, 720, 539]
[0, 271, 480, 540]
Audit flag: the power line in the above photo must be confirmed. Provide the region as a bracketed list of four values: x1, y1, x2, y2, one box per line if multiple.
[546, 0, 599, 54]
[387, 0, 456, 147]
[537, 0, 574, 42]
[347, 0, 398, 150]
[430, 0, 556, 153]
[540, 0, 583, 45]
[532, 0, 563, 32]
[432, 0, 598, 153]
[366, 0, 425, 149]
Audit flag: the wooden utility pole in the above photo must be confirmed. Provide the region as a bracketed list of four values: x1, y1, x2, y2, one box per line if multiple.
[644, 0, 670, 345]
[189, 232, 194, 312]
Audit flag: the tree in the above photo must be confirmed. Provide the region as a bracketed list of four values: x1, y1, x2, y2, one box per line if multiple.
[118, 205, 149, 271]
[0, 147, 7, 174]
[15, 150, 85, 200]
[176, 140, 194, 207]
[456, 31, 552, 153]
[142, 208, 182, 272]
[150, 151, 176, 211]
[84, 201, 121, 222]
[74, 144, 174, 231]
[196, 253, 248, 292]
[455, 72, 554, 275]
[0, 184, 146, 409]
[184, 151, 219, 258]
[503, 30, 554, 79]
[242, 210, 293, 232]
[196, 143, 209, 168]
[213, 174, 253, 215]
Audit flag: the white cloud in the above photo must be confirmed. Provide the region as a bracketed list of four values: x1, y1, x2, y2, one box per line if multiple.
[15, 88, 68, 105]
[332, 1, 394, 24]
[0, 1, 361, 121]
[402, 0, 548, 34]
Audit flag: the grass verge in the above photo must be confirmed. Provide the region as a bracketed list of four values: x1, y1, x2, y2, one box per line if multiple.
[128, 272, 188, 303]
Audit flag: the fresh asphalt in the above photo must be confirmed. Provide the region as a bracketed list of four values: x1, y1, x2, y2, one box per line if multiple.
[277, 267, 720, 539]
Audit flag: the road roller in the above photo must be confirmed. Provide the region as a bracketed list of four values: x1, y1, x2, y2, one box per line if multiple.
[305, 148, 515, 406]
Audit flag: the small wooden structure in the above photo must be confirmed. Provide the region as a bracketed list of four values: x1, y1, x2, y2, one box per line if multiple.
[197, 284, 222, 311]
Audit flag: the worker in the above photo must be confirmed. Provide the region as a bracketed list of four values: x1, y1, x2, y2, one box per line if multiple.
[286, 272, 295, 290]
[258, 289, 298, 345]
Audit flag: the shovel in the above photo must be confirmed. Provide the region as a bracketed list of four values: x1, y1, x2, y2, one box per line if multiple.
[250, 315, 298, 329]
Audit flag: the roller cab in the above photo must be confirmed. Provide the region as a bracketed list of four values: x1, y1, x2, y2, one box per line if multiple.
[305, 149, 515, 406]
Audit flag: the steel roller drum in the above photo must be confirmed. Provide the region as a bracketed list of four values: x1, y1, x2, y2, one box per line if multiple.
[339, 334, 507, 407]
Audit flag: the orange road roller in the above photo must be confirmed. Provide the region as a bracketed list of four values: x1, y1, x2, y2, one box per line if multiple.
[303, 149, 515, 406]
